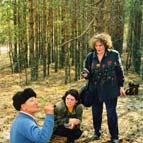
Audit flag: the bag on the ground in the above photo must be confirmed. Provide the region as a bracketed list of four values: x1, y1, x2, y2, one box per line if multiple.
[79, 82, 94, 107]
[125, 82, 140, 95]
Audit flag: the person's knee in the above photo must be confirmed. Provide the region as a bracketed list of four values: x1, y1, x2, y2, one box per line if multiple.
[107, 109, 117, 121]
[73, 129, 83, 139]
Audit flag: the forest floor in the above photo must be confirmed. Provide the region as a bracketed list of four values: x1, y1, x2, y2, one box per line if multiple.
[0, 50, 143, 143]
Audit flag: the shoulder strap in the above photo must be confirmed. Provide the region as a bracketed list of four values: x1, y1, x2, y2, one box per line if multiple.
[89, 51, 94, 70]
[87, 52, 94, 83]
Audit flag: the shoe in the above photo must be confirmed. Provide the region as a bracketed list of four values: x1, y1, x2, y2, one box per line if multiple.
[111, 139, 119, 143]
[92, 134, 100, 140]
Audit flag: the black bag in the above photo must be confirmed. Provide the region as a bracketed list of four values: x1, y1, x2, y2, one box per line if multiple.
[79, 82, 94, 107]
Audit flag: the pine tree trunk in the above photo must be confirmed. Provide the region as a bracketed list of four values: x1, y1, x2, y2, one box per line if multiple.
[28, 0, 35, 80]
[13, 0, 19, 72]
[34, 0, 39, 79]
[42, 0, 47, 78]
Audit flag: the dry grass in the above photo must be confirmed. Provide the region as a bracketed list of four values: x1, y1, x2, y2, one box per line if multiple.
[0, 52, 143, 143]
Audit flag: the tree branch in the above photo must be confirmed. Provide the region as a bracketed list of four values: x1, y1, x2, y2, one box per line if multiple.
[59, 17, 95, 47]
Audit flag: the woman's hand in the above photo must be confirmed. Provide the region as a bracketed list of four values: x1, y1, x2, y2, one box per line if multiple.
[69, 118, 81, 125]
[120, 87, 126, 97]
[65, 118, 80, 129]
[65, 123, 75, 129]
[81, 68, 89, 78]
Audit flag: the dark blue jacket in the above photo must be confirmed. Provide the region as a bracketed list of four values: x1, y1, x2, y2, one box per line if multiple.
[84, 49, 125, 101]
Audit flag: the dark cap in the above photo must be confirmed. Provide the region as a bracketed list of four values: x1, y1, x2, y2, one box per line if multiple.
[12, 88, 36, 111]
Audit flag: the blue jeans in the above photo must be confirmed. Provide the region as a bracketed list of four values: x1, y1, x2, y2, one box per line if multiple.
[92, 96, 119, 139]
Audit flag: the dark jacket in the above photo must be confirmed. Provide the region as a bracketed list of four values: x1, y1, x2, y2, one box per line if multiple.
[54, 101, 83, 129]
[84, 49, 125, 101]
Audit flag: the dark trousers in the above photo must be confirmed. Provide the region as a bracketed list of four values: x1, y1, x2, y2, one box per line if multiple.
[92, 96, 119, 140]
[54, 125, 82, 142]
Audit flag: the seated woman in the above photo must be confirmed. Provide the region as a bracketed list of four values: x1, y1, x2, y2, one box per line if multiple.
[53, 89, 83, 143]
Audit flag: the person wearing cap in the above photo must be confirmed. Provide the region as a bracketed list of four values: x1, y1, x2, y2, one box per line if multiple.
[10, 88, 54, 143]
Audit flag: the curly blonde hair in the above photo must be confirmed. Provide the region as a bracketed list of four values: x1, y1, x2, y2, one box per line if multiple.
[89, 32, 112, 49]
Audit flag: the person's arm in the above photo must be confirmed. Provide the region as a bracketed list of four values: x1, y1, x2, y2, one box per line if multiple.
[81, 52, 93, 79]
[19, 103, 54, 143]
[35, 114, 54, 143]
[69, 105, 83, 127]
[115, 52, 126, 97]
[54, 102, 69, 126]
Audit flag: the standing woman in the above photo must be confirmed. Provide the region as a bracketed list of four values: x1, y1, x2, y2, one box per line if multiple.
[81, 33, 126, 143]
[53, 89, 83, 143]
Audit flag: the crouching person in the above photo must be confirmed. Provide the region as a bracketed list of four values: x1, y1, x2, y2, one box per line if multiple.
[10, 88, 54, 143]
[53, 89, 83, 143]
